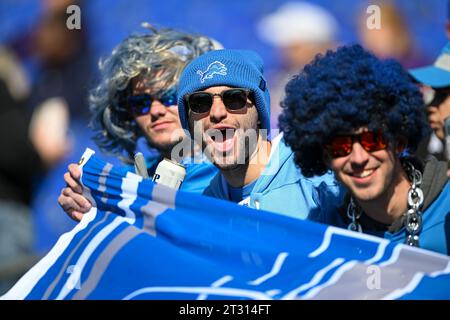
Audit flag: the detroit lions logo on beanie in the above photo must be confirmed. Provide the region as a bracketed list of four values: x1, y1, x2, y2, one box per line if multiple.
[177, 49, 271, 137]
[197, 61, 227, 83]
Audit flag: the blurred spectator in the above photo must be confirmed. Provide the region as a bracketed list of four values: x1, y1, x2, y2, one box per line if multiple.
[22, 0, 96, 254]
[0, 46, 30, 102]
[0, 0, 81, 293]
[28, 0, 92, 122]
[410, 42, 450, 162]
[357, 2, 428, 69]
[257, 1, 338, 129]
[0, 47, 67, 295]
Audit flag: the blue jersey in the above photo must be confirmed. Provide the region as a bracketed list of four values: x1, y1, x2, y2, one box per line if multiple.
[181, 159, 219, 193]
[385, 181, 450, 255]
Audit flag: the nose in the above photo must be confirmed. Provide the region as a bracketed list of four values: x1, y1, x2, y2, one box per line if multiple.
[209, 95, 227, 123]
[348, 142, 370, 167]
[150, 100, 167, 118]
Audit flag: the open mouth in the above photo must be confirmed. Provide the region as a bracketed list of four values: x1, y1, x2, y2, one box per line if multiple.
[208, 128, 236, 153]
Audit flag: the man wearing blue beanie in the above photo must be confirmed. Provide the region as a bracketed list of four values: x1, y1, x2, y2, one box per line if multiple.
[177, 49, 343, 219]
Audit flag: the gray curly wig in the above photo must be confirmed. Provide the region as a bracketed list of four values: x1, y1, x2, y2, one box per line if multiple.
[89, 24, 216, 163]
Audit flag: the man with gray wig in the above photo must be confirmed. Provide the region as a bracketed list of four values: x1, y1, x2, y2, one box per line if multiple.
[58, 24, 218, 220]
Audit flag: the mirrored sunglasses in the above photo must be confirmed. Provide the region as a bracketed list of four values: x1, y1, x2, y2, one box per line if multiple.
[326, 131, 388, 158]
[128, 91, 177, 116]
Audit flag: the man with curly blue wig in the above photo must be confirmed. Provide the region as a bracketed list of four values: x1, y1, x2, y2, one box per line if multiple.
[57, 25, 219, 220]
[280, 44, 450, 255]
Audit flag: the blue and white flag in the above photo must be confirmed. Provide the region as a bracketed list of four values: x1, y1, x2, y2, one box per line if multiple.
[3, 148, 450, 300]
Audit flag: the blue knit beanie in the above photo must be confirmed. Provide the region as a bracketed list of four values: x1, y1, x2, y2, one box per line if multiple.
[177, 49, 271, 136]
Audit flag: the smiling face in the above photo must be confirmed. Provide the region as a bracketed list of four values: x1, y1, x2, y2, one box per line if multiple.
[328, 128, 404, 202]
[187, 86, 260, 171]
[130, 74, 184, 155]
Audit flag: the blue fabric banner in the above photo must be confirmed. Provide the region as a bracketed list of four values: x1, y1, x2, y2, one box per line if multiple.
[3, 148, 450, 300]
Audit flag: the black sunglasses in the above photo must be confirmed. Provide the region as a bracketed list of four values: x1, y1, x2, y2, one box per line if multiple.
[184, 88, 252, 114]
[128, 90, 177, 116]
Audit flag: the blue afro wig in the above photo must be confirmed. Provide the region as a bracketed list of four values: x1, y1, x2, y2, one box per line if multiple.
[279, 44, 430, 177]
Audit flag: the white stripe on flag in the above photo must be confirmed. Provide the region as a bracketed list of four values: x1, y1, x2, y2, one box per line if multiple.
[308, 226, 389, 258]
[0, 207, 98, 300]
[55, 172, 139, 300]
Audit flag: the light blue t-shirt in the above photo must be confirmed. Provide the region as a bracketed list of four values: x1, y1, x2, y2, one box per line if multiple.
[203, 134, 345, 219]
[181, 160, 218, 193]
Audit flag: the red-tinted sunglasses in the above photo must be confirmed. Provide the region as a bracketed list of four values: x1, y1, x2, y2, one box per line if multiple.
[325, 131, 388, 158]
